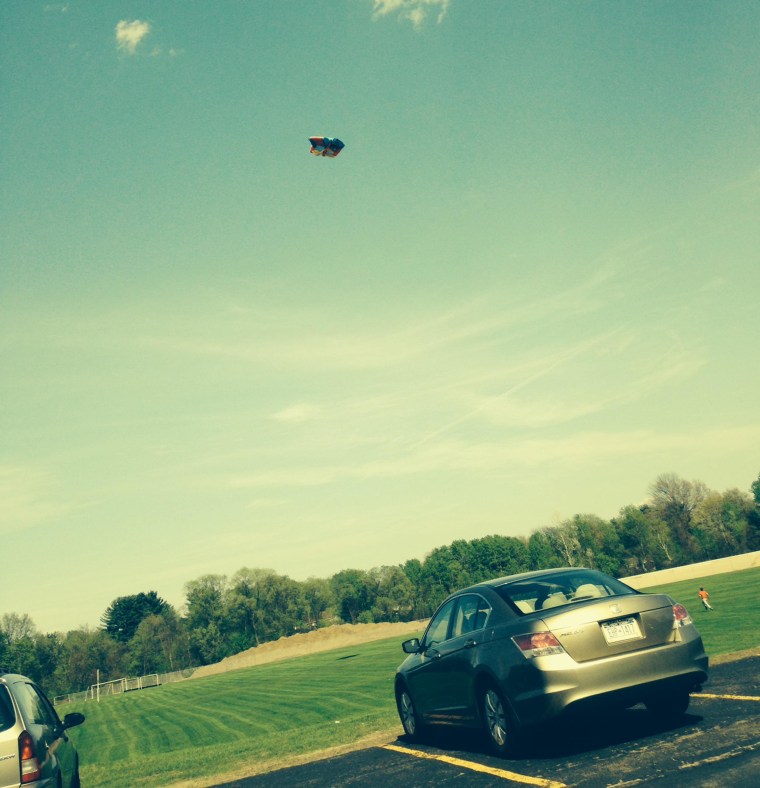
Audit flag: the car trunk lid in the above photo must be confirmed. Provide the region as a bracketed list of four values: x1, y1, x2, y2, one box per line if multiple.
[540, 593, 680, 663]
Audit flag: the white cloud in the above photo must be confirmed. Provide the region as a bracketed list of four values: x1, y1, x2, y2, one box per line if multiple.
[116, 20, 151, 54]
[372, 0, 451, 28]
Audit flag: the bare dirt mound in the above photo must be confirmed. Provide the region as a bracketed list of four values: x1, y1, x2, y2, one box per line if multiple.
[192, 620, 427, 679]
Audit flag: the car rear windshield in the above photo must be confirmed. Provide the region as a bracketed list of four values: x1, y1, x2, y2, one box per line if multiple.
[494, 570, 637, 615]
[0, 686, 16, 732]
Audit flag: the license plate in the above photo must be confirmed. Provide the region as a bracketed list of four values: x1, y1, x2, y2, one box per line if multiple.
[602, 617, 642, 644]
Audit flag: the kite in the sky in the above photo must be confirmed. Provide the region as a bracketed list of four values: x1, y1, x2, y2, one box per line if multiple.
[309, 136, 345, 158]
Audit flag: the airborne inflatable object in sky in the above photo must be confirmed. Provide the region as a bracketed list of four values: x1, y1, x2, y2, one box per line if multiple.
[309, 136, 345, 158]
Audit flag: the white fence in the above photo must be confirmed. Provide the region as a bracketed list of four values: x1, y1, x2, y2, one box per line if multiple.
[54, 667, 196, 706]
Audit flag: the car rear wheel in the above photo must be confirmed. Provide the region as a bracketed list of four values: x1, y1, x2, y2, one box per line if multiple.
[645, 691, 690, 720]
[480, 685, 518, 756]
[396, 685, 424, 741]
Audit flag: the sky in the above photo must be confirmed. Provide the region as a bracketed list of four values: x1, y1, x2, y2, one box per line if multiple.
[2, 1, 759, 635]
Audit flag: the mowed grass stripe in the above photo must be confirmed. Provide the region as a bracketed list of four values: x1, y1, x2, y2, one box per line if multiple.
[97, 698, 140, 762]
[112, 692, 199, 746]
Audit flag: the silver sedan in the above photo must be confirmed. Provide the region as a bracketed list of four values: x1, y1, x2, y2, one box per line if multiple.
[395, 568, 708, 755]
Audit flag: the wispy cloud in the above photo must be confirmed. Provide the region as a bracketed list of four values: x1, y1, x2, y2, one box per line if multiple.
[408, 332, 619, 449]
[136, 271, 614, 373]
[372, 0, 451, 28]
[227, 424, 760, 490]
[271, 403, 322, 423]
[0, 465, 73, 535]
[116, 20, 151, 54]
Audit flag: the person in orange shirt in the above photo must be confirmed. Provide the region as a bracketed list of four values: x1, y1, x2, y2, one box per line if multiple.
[698, 587, 713, 611]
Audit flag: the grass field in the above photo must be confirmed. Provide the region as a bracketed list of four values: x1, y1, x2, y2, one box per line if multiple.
[65, 566, 760, 787]
[66, 634, 419, 787]
[646, 566, 760, 656]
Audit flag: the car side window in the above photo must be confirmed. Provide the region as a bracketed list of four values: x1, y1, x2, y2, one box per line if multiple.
[0, 686, 16, 732]
[14, 682, 59, 728]
[422, 598, 457, 649]
[451, 594, 491, 638]
[34, 684, 62, 728]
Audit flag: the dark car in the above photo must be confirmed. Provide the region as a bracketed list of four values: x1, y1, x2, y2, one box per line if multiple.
[0, 673, 84, 788]
[395, 568, 708, 755]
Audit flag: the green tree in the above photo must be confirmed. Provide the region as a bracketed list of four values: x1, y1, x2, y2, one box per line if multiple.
[417, 545, 470, 614]
[540, 522, 582, 567]
[401, 558, 427, 618]
[185, 575, 227, 631]
[572, 514, 624, 576]
[463, 535, 530, 581]
[331, 569, 376, 624]
[527, 530, 563, 570]
[747, 509, 760, 551]
[613, 505, 666, 574]
[748, 473, 760, 551]
[0, 615, 43, 688]
[692, 489, 751, 559]
[189, 622, 227, 665]
[1, 613, 36, 642]
[55, 628, 125, 693]
[129, 615, 168, 675]
[222, 569, 309, 649]
[128, 611, 189, 674]
[649, 473, 709, 560]
[6, 637, 40, 681]
[301, 577, 335, 628]
[29, 633, 64, 694]
[223, 568, 276, 650]
[258, 573, 308, 638]
[101, 591, 170, 643]
[185, 575, 229, 663]
[370, 566, 415, 622]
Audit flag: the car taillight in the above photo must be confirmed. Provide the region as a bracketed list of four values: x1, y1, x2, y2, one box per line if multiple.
[18, 731, 41, 783]
[672, 603, 693, 627]
[512, 631, 565, 658]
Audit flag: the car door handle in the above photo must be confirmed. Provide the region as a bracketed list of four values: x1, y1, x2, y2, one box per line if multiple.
[465, 639, 478, 648]
[426, 648, 441, 659]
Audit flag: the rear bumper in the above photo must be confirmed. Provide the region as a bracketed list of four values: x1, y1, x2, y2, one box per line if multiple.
[505, 636, 709, 728]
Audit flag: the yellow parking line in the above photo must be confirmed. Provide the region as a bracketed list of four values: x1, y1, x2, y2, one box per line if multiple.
[693, 692, 760, 702]
[382, 743, 567, 787]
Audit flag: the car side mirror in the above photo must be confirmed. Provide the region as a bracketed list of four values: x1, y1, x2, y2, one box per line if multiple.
[63, 712, 85, 730]
[402, 637, 421, 654]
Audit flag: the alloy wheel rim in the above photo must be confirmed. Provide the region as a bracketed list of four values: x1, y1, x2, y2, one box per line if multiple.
[484, 689, 507, 746]
[400, 692, 416, 735]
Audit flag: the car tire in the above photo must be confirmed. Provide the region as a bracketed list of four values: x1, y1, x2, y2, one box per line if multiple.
[395, 684, 424, 742]
[480, 684, 519, 757]
[645, 691, 690, 720]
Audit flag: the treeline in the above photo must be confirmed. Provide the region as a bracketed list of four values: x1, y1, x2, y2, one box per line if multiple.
[2, 472, 759, 698]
